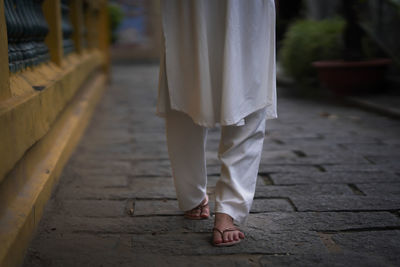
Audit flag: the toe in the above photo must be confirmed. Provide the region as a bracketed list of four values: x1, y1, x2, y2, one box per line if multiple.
[233, 232, 239, 241]
[213, 230, 223, 244]
[194, 209, 201, 217]
[223, 233, 230, 243]
[228, 232, 233, 242]
[190, 208, 201, 217]
[214, 239, 222, 245]
[239, 231, 245, 239]
[201, 206, 210, 218]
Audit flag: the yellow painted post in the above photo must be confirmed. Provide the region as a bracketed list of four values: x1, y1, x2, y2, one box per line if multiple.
[0, 0, 11, 101]
[86, 5, 99, 49]
[70, 0, 84, 54]
[84, 6, 93, 49]
[98, 0, 110, 75]
[83, 1, 93, 50]
[42, 0, 63, 66]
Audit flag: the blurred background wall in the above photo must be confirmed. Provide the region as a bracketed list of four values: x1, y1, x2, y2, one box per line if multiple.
[109, 0, 161, 63]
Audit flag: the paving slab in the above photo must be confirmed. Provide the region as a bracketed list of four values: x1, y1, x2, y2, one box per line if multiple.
[258, 164, 321, 174]
[320, 164, 389, 172]
[270, 171, 400, 184]
[133, 198, 295, 216]
[355, 182, 400, 195]
[261, 151, 371, 165]
[254, 184, 354, 198]
[290, 195, 400, 211]
[39, 211, 400, 235]
[331, 230, 400, 266]
[61, 200, 128, 217]
[259, 252, 391, 267]
[128, 231, 325, 255]
[246, 212, 400, 232]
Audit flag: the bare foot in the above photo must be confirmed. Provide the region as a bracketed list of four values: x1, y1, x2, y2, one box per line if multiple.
[184, 194, 210, 219]
[212, 212, 245, 246]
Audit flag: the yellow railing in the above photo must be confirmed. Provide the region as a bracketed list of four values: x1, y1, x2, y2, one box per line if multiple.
[0, 0, 109, 183]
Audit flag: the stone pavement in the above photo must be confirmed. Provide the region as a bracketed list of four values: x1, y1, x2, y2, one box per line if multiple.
[23, 64, 400, 267]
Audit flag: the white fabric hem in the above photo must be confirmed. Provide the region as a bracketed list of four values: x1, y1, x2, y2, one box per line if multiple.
[178, 192, 208, 212]
[214, 202, 250, 226]
[156, 102, 278, 128]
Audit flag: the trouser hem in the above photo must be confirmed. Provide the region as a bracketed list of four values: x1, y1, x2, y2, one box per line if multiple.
[214, 202, 250, 226]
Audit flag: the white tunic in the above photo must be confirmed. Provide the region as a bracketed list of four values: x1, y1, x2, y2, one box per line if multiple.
[156, 0, 277, 127]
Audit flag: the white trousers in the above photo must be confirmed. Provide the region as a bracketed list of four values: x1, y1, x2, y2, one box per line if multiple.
[165, 107, 267, 224]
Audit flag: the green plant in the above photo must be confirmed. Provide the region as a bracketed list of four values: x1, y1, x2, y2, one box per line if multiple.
[108, 4, 124, 44]
[279, 17, 345, 86]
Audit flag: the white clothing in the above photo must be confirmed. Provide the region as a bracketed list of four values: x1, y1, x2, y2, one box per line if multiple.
[165, 107, 268, 224]
[157, 0, 277, 127]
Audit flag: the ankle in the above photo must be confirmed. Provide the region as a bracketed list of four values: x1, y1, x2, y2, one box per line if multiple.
[214, 212, 234, 223]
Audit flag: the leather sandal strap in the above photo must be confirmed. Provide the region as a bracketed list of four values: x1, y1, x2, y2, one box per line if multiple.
[212, 227, 224, 238]
[185, 195, 209, 215]
[213, 226, 241, 237]
[201, 195, 209, 207]
[194, 195, 209, 211]
[222, 227, 240, 234]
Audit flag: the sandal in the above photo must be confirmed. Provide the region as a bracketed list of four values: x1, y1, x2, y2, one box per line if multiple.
[212, 226, 244, 247]
[184, 194, 210, 220]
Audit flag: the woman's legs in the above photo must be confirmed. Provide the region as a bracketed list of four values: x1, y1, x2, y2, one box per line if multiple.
[165, 107, 267, 244]
[215, 107, 268, 221]
[213, 107, 267, 244]
[165, 109, 209, 212]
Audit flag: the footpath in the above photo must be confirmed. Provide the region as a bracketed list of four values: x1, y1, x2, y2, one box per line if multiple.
[23, 64, 400, 266]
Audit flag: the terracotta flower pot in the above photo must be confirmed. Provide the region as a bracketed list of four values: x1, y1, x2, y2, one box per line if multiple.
[312, 58, 392, 95]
